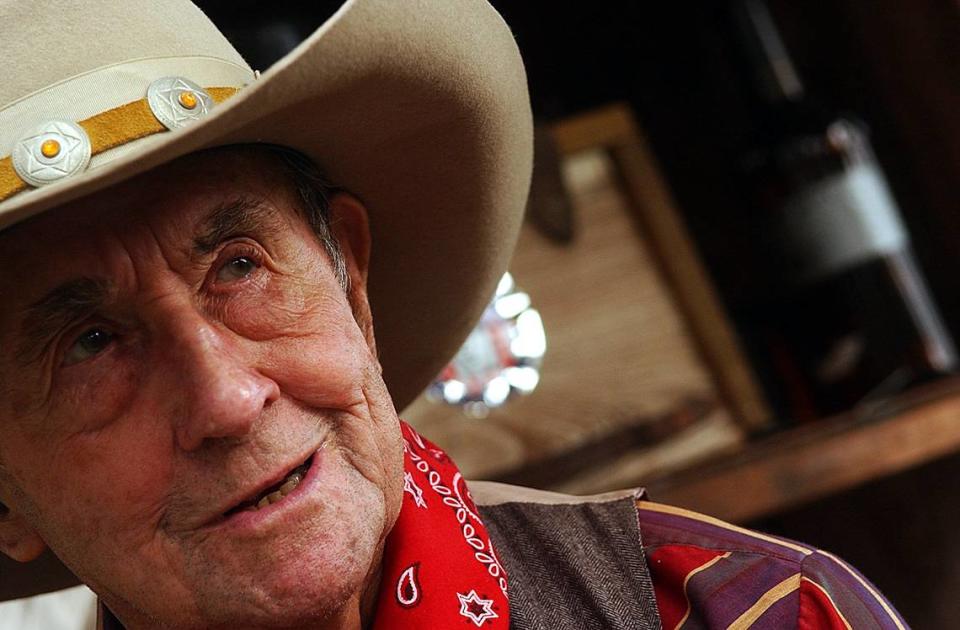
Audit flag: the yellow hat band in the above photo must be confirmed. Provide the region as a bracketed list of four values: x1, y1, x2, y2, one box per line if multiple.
[0, 86, 238, 202]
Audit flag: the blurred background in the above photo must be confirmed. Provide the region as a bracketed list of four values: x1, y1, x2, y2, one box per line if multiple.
[4, 1, 958, 627]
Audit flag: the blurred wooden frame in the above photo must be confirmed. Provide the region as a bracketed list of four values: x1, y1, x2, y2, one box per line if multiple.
[549, 103, 772, 432]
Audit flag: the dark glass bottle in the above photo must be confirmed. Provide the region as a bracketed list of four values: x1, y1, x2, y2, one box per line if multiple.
[731, 0, 956, 422]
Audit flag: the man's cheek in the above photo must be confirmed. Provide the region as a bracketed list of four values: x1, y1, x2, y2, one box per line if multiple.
[266, 332, 371, 409]
[227, 273, 343, 340]
[255, 282, 373, 402]
[38, 431, 169, 532]
[20, 471, 114, 554]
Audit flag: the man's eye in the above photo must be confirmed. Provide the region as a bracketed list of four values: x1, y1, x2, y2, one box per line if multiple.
[64, 328, 115, 366]
[216, 256, 259, 283]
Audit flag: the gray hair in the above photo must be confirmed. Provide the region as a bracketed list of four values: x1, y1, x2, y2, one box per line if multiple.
[262, 144, 349, 292]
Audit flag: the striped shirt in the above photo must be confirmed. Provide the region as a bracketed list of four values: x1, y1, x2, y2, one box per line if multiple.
[638, 501, 909, 629]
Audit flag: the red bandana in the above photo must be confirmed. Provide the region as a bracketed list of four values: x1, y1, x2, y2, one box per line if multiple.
[371, 422, 510, 629]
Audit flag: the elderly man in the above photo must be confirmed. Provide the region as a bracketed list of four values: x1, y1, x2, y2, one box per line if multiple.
[0, 0, 910, 628]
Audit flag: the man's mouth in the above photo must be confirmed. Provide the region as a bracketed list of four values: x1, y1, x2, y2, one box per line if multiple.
[224, 455, 314, 517]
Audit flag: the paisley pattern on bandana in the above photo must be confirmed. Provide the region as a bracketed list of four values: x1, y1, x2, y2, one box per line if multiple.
[371, 422, 509, 629]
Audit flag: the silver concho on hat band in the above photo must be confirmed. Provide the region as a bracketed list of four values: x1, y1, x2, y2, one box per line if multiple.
[147, 76, 214, 130]
[12, 120, 92, 188]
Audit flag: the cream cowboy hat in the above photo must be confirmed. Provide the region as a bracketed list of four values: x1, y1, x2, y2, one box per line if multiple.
[0, 0, 531, 599]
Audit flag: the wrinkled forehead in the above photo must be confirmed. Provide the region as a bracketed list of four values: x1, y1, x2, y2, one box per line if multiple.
[0, 147, 303, 321]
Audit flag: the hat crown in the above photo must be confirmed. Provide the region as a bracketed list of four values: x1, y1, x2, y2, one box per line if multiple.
[0, 0, 249, 109]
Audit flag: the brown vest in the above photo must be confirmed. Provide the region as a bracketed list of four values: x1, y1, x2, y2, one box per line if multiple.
[471, 481, 663, 630]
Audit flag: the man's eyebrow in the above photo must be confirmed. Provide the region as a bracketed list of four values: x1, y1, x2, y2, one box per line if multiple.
[192, 197, 281, 255]
[15, 277, 111, 366]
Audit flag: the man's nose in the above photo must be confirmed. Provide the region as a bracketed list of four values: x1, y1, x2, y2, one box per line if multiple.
[165, 314, 280, 452]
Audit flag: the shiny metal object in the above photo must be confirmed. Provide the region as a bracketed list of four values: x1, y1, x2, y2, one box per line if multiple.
[147, 76, 214, 130]
[12, 120, 91, 187]
[428, 273, 546, 417]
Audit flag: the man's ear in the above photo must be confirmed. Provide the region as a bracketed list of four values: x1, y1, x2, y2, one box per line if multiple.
[0, 503, 46, 563]
[327, 192, 376, 356]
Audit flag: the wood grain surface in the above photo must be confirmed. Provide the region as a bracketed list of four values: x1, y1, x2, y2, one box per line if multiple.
[648, 377, 960, 522]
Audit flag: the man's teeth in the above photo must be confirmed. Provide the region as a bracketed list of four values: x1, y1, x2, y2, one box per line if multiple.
[242, 463, 308, 513]
[251, 472, 303, 510]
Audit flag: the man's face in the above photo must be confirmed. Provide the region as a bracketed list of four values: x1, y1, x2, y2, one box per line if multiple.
[0, 149, 404, 628]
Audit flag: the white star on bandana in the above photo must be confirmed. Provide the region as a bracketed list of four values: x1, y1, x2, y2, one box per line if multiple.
[403, 471, 427, 508]
[457, 590, 498, 626]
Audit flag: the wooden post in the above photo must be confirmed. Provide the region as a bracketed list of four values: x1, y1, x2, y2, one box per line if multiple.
[550, 103, 773, 432]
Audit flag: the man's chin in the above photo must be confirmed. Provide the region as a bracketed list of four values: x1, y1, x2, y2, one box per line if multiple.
[163, 463, 385, 628]
[115, 523, 380, 629]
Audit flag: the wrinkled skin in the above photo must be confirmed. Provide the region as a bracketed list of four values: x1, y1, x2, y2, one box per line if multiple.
[0, 148, 404, 629]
